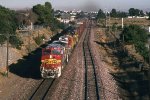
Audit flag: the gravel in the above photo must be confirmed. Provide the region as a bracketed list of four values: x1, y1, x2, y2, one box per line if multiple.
[0, 72, 42, 100]
[90, 27, 122, 100]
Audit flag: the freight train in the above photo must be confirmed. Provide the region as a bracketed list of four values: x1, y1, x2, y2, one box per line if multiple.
[40, 21, 86, 78]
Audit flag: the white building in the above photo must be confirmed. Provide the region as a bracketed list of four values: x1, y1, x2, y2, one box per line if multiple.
[56, 13, 76, 24]
[128, 16, 149, 19]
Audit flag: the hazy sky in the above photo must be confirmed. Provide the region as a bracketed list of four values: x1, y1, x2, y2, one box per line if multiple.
[0, 0, 150, 11]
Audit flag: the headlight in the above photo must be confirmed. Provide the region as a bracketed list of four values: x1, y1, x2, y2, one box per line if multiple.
[50, 55, 52, 58]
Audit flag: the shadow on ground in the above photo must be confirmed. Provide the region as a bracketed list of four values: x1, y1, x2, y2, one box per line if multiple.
[9, 48, 42, 79]
[95, 40, 150, 99]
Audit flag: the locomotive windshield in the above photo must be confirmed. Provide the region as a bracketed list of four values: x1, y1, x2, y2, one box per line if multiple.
[51, 50, 61, 55]
[43, 49, 51, 55]
[43, 49, 61, 55]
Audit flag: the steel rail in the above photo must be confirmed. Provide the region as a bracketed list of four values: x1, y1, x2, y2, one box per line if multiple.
[83, 21, 100, 100]
[29, 79, 55, 100]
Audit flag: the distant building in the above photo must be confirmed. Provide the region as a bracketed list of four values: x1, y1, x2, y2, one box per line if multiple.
[56, 13, 76, 24]
[128, 16, 149, 19]
[77, 22, 83, 24]
[70, 16, 76, 21]
[128, 16, 136, 18]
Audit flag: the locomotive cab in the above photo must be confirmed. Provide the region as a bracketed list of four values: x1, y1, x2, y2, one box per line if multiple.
[41, 44, 64, 78]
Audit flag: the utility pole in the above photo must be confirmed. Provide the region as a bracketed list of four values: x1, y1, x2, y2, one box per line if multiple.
[148, 40, 150, 98]
[148, 43, 150, 65]
[148, 30, 150, 64]
[6, 34, 9, 77]
[120, 17, 124, 44]
[122, 18, 124, 29]
[28, 25, 32, 53]
[0, 34, 10, 77]
[105, 10, 107, 28]
[108, 12, 110, 33]
[28, 30, 31, 53]
[0, 34, 16, 77]
[114, 26, 117, 48]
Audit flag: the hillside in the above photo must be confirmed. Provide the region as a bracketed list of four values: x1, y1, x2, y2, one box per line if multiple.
[0, 28, 53, 74]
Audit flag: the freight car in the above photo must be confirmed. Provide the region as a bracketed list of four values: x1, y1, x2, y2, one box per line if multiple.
[40, 22, 86, 78]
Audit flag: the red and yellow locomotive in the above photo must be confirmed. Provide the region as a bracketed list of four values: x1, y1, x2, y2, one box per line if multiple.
[40, 21, 86, 78]
[41, 44, 65, 78]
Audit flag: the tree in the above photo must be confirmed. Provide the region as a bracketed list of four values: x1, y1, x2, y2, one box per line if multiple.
[120, 25, 149, 60]
[129, 8, 136, 16]
[0, 5, 22, 49]
[45, 2, 52, 9]
[139, 10, 144, 16]
[96, 9, 106, 20]
[32, 4, 45, 24]
[129, 8, 142, 16]
[121, 25, 148, 43]
[148, 12, 150, 20]
[32, 2, 65, 31]
[106, 8, 127, 18]
[16, 10, 38, 26]
[76, 11, 85, 19]
[110, 9, 117, 17]
[134, 9, 140, 16]
[32, 2, 54, 26]
[117, 11, 127, 18]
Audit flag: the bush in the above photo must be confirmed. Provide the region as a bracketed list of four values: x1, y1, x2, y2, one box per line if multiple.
[34, 35, 45, 45]
[9, 36, 23, 50]
[0, 35, 6, 44]
[112, 24, 117, 31]
[120, 25, 149, 61]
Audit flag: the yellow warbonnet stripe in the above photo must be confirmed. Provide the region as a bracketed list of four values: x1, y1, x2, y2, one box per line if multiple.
[42, 59, 61, 64]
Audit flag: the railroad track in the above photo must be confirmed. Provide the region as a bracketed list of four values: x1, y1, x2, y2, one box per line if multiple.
[29, 79, 55, 100]
[83, 21, 100, 100]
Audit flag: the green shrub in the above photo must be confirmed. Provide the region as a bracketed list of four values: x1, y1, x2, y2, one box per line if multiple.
[120, 25, 149, 61]
[9, 36, 23, 50]
[34, 35, 45, 45]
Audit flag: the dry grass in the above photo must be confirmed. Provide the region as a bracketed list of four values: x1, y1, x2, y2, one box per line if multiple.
[0, 67, 7, 76]
[109, 18, 150, 26]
